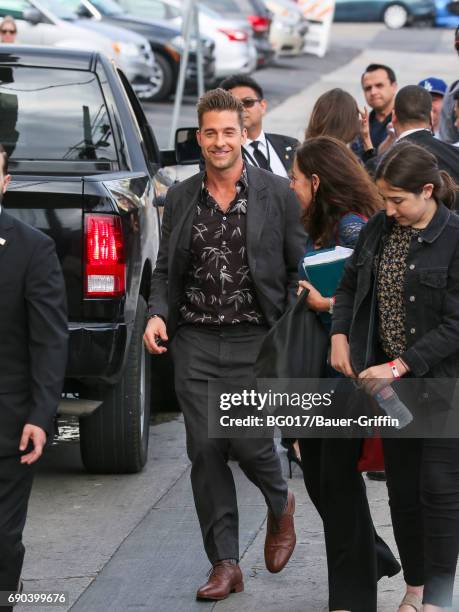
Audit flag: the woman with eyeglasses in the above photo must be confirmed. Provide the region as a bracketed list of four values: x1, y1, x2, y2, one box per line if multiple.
[331, 141, 459, 612]
[0, 16, 17, 44]
[290, 136, 400, 612]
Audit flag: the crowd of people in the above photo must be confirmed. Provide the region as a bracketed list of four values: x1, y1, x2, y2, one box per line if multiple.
[2, 19, 459, 612]
[143, 24, 459, 612]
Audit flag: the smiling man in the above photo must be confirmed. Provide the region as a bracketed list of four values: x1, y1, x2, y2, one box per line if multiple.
[144, 89, 305, 602]
[220, 74, 299, 177]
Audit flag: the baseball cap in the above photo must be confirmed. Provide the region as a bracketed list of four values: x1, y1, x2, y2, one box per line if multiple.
[418, 77, 448, 97]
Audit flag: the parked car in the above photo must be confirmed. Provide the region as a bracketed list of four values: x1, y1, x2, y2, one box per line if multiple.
[199, 0, 275, 66]
[332, 0, 436, 28]
[0, 0, 159, 98]
[95, 0, 215, 99]
[161, 0, 257, 80]
[0, 45, 181, 473]
[263, 0, 307, 56]
[437, 0, 459, 26]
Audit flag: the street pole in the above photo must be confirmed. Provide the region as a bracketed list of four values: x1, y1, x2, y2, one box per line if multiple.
[168, 0, 195, 148]
[194, 5, 204, 97]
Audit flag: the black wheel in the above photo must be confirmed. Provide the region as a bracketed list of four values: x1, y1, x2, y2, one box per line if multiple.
[79, 296, 151, 474]
[148, 53, 174, 102]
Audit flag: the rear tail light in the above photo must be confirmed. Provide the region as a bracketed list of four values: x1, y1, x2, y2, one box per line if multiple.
[84, 214, 125, 298]
[247, 14, 270, 33]
[218, 27, 248, 42]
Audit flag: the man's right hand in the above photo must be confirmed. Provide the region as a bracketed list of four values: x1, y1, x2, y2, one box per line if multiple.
[330, 333, 356, 378]
[143, 316, 168, 354]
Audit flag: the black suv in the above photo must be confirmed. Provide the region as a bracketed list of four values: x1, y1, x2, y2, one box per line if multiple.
[0, 46, 179, 473]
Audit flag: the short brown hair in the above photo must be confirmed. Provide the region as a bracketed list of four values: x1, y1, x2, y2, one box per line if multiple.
[0, 144, 8, 175]
[394, 85, 431, 125]
[196, 88, 244, 130]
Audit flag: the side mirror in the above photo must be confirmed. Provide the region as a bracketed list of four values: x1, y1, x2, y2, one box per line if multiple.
[76, 4, 93, 18]
[23, 7, 42, 24]
[175, 127, 200, 165]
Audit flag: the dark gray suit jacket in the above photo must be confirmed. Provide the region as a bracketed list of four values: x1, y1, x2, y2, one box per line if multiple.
[148, 165, 306, 336]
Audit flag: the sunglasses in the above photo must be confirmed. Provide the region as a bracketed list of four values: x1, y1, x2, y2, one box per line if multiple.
[1, 29, 16, 34]
[240, 97, 261, 109]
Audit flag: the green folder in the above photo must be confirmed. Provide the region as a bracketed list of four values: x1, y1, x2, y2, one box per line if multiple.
[302, 246, 354, 297]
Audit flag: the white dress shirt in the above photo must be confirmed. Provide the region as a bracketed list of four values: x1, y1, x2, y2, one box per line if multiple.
[243, 130, 289, 178]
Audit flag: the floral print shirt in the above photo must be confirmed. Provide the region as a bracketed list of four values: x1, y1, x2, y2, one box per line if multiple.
[179, 167, 264, 326]
[377, 223, 420, 359]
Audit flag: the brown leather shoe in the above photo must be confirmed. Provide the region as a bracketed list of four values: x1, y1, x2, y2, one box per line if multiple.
[264, 490, 296, 573]
[196, 561, 244, 601]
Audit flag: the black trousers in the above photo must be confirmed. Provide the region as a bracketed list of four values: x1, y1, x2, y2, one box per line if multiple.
[299, 437, 399, 612]
[171, 324, 288, 564]
[0, 454, 36, 610]
[383, 437, 459, 607]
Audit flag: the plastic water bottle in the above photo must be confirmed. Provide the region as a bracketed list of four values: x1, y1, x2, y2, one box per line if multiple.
[375, 386, 413, 430]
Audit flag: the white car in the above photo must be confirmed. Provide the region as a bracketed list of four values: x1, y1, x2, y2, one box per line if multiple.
[0, 0, 158, 98]
[264, 0, 308, 56]
[137, 0, 257, 80]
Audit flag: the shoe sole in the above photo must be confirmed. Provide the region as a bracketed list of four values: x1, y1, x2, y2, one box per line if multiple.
[196, 582, 244, 601]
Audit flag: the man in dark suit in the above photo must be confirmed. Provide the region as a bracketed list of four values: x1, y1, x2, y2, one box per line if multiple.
[219, 74, 299, 177]
[0, 145, 68, 607]
[144, 89, 305, 602]
[392, 85, 459, 203]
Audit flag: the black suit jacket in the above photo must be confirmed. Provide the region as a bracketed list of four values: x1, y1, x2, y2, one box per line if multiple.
[0, 211, 68, 457]
[148, 165, 306, 336]
[400, 130, 459, 209]
[264, 133, 299, 174]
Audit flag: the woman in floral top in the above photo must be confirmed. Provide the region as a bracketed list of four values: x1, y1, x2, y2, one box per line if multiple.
[331, 142, 459, 612]
[289, 136, 399, 612]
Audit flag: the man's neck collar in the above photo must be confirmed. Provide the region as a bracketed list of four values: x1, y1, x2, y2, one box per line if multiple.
[246, 127, 264, 144]
[205, 159, 245, 190]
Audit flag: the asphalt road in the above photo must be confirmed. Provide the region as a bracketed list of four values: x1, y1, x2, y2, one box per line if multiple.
[145, 22, 455, 149]
[17, 22, 459, 612]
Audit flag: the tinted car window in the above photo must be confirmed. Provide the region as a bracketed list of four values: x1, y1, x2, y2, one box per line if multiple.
[0, 66, 117, 162]
[0, 0, 28, 19]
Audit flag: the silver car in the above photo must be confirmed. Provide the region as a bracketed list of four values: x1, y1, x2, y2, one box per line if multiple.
[0, 0, 158, 99]
[126, 0, 257, 80]
[263, 0, 308, 56]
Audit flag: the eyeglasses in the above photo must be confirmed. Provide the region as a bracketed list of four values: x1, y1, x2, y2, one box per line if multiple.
[240, 97, 261, 109]
[1, 29, 16, 34]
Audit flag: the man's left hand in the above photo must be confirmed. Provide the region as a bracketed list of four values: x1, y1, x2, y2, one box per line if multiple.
[19, 424, 46, 464]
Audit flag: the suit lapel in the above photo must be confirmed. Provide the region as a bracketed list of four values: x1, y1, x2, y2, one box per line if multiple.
[168, 173, 203, 277]
[266, 134, 294, 172]
[0, 211, 14, 265]
[246, 166, 269, 275]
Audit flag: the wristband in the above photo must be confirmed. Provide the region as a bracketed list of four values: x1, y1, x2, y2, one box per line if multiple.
[388, 360, 401, 380]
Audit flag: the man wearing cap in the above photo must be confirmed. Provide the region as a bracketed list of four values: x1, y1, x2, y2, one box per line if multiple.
[418, 77, 447, 137]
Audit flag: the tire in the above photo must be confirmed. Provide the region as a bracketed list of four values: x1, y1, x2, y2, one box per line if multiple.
[147, 53, 174, 102]
[79, 296, 151, 474]
[383, 3, 409, 28]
